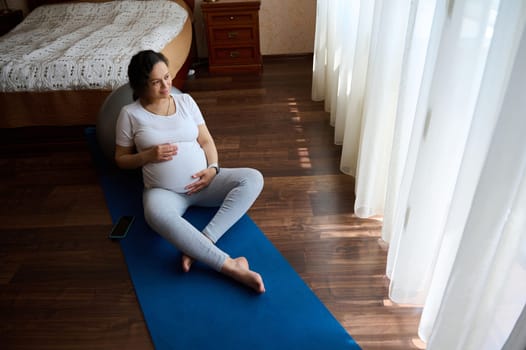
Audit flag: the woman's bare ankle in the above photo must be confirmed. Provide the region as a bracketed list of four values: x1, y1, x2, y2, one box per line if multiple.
[222, 257, 265, 293]
[234, 256, 249, 270]
[182, 254, 193, 273]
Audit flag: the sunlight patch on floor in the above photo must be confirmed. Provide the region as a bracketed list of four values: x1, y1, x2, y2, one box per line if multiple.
[412, 337, 427, 349]
[320, 229, 382, 238]
[383, 299, 422, 308]
[296, 147, 312, 169]
[349, 213, 384, 223]
[289, 97, 313, 169]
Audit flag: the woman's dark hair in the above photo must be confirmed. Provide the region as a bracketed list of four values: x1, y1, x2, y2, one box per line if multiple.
[127, 50, 169, 100]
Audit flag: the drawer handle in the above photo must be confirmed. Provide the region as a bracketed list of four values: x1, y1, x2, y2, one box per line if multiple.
[229, 16, 235, 20]
[227, 31, 238, 39]
[230, 51, 240, 58]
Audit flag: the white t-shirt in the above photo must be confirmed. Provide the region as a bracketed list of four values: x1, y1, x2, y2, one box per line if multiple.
[116, 93, 207, 193]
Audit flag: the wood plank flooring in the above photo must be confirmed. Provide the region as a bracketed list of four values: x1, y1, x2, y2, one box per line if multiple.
[0, 56, 423, 350]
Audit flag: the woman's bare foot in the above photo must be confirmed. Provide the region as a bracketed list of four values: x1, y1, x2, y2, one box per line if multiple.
[182, 254, 194, 273]
[221, 257, 265, 293]
[235, 256, 249, 270]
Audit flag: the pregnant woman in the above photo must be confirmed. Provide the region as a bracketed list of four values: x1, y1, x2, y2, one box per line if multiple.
[114, 50, 265, 293]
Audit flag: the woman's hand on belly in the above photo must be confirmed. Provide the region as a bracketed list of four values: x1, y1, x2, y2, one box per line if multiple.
[115, 143, 177, 170]
[147, 143, 178, 163]
[184, 167, 217, 195]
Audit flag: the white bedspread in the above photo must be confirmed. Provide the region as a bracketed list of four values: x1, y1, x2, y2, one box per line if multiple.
[0, 0, 188, 92]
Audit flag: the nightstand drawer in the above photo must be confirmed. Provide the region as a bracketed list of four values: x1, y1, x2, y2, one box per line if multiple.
[212, 46, 258, 64]
[210, 27, 256, 43]
[208, 12, 256, 25]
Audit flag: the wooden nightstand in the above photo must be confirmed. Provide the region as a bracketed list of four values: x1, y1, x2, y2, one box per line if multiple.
[201, 0, 262, 75]
[0, 9, 24, 36]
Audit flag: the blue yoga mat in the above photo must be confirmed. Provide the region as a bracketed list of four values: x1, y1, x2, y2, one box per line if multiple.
[86, 127, 361, 350]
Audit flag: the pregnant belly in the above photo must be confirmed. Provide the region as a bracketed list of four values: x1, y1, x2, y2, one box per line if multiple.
[142, 142, 207, 193]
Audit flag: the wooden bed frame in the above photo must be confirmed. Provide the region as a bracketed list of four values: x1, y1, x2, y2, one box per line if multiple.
[0, 0, 195, 128]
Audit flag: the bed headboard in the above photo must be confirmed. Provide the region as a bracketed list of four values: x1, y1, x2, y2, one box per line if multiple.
[27, 0, 195, 12]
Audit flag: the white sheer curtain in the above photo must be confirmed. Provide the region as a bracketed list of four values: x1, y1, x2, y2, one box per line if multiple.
[312, 0, 526, 349]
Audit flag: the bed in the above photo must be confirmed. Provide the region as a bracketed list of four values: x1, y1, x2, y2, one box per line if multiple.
[0, 0, 195, 128]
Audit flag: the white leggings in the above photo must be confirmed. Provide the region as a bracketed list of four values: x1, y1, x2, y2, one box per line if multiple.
[143, 168, 264, 271]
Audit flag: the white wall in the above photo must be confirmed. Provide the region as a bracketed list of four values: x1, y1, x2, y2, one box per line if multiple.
[259, 0, 316, 55]
[6, 0, 28, 13]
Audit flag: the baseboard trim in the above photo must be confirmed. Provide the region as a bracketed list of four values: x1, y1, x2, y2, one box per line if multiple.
[191, 53, 314, 72]
[262, 53, 313, 62]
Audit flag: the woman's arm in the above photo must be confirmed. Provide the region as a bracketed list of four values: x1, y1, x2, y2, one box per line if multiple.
[115, 144, 178, 169]
[197, 124, 218, 167]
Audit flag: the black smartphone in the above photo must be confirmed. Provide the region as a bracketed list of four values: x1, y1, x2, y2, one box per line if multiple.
[108, 215, 135, 239]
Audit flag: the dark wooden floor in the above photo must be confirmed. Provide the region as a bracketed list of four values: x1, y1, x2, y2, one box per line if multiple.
[0, 56, 423, 350]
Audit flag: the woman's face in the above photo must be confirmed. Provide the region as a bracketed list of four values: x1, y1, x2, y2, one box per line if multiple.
[144, 61, 171, 100]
